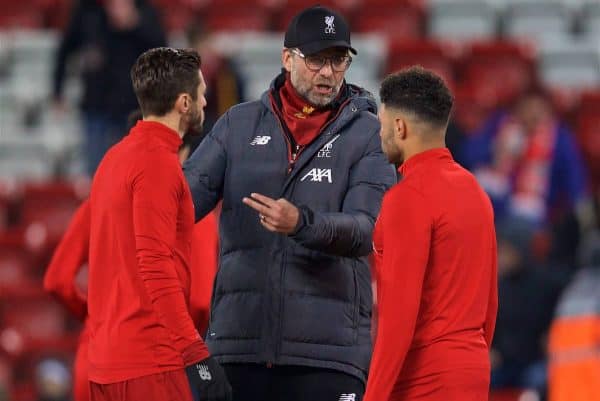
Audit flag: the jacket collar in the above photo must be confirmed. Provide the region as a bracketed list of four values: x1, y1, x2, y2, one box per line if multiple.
[261, 69, 378, 131]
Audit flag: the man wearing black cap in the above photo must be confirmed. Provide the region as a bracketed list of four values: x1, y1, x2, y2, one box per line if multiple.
[184, 5, 396, 401]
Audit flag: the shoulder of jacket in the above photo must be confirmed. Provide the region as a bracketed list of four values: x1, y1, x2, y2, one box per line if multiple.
[228, 99, 267, 116]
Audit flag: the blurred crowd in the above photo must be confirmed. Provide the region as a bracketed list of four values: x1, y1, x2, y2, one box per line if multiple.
[1, 1, 599, 401]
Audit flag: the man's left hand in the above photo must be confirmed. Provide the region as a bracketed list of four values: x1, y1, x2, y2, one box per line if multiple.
[242, 193, 300, 234]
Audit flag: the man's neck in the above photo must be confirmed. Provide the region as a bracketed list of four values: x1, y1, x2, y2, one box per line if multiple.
[404, 138, 446, 161]
[144, 113, 185, 138]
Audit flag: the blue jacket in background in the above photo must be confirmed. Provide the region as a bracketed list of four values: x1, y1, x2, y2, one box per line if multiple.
[183, 73, 397, 381]
[460, 111, 588, 223]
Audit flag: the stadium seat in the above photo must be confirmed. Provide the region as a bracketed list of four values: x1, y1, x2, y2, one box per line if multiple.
[204, 7, 270, 32]
[281, 0, 363, 15]
[273, 0, 364, 31]
[0, 231, 37, 298]
[0, 293, 78, 391]
[352, 5, 424, 39]
[503, 1, 573, 41]
[19, 181, 85, 254]
[458, 40, 536, 107]
[428, 0, 499, 41]
[538, 36, 600, 91]
[580, 1, 600, 36]
[385, 39, 459, 88]
[0, 0, 43, 29]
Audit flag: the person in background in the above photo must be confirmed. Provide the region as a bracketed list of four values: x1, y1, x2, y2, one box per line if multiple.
[52, 0, 166, 176]
[185, 21, 245, 152]
[364, 67, 497, 401]
[460, 87, 589, 266]
[491, 217, 562, 399]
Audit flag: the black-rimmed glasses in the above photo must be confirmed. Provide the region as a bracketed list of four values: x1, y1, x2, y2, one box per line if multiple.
[291, 48, 352, 72]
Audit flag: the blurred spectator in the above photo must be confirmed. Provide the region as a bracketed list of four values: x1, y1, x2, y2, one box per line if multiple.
[52, 0, 167, 177]
[185, 21, 245, 151]
[35, 358, 71, 401]
[460, 88, 589, 228]
[491, 218, 563, 398]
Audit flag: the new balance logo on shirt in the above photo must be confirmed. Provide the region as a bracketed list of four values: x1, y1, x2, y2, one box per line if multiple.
[301, 168, 333, 183]
[338, 394, 356, 401]
[250, 135, 271, 145]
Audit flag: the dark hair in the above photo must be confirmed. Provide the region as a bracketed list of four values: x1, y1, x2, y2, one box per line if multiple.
[380, 66, 453, 128]
[131, 47, 202, 117]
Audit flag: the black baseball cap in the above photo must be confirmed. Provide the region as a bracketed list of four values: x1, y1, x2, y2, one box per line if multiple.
[284, 5, 357, 56]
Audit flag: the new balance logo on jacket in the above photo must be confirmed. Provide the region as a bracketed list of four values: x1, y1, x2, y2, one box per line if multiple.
[301, 168, 333, 183]
[250, 135, 271, 145]
[338, 393, 356, 401]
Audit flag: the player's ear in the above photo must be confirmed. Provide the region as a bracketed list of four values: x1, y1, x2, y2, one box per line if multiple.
[174, 93, 191, 114]
[394, 117, 407, 141]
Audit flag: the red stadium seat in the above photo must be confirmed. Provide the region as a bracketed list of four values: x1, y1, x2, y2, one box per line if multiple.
[281, 0, 363, 15]
[204, 7, 270, 32]
[385, 39, 459, 89]
[578, 90, 600, 115]
[0, 231, 38, 298]
[352, 5, 424, 39]
[0, 293, 77, 360]
[20, 181, 84, 245]
[274, 1, 362, 32]
[458, 40, 536, 107]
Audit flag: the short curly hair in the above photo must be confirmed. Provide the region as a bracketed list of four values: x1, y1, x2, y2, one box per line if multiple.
[131, 47, 202, 117]
[380, 66, 453, 128]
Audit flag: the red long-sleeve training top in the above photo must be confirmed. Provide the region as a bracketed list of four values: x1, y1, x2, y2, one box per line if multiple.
[44, 200, 90, 321]
[365, 148, 498, 401]
[87, 120, 209, 383]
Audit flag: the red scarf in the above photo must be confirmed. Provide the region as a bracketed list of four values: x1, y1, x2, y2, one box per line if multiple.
[476, 115, 556, 221]
[510, 118, 557, 220]
[279, 78, 333, 146]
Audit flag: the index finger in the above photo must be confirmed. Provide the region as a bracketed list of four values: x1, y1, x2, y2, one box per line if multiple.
[250, 193, 278, 207]
[242, 196, 271, 215]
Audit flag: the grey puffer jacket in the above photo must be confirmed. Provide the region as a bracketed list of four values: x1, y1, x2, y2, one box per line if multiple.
[183, 73, 396, 382]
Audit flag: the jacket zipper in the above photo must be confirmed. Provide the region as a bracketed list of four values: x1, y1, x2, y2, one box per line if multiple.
[266, 92, 356, 364]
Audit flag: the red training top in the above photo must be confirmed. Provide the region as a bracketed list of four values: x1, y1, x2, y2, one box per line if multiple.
[189, 211, 219, 336]
[87, 120, 209, 383]
[365, 148, 498, 401]
[44, 200, 90, 321]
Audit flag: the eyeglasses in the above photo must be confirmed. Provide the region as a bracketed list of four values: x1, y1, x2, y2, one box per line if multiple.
[291, 48, 352, 72]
